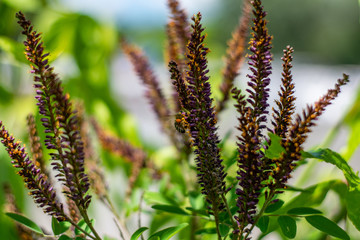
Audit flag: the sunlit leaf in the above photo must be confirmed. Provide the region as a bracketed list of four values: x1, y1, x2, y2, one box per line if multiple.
[304, 148, 360, 188]
[305, 215, 350, 240]
[144, 192, 176, 205]
[130, 227, 148, 240]
[58, 235, 72, 240]
[346, 186, 360, 231]
[188, 191, 205, 210]
[151, 205, 189, 216]
[278, 216, 296, 239]
[265, 133, 286, 159]
[287, 207, 322, 215]
[265, 199, 284, 213]
[51, 217, 71, 235]
[2, 0, 40, 11]
[185, 207, 209, 217]
[74, 219, 93, 235]
[148, 223, 188, 240]
[5, 212, 43, 235]
[0, 36, 28, 64]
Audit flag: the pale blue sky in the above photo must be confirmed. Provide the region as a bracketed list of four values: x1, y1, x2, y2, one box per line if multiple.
[60, 0, 218, 26]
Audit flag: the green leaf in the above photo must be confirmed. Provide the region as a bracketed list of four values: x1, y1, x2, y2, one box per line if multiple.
[345, 186, 360, 231]
[219, 224, 230, 237]
[195, 228, 217, 235]
[103, 236, 118, 240]
[148, 223, 188, 240]
[265, 199, 284, 213]
[257, 216, 269, 233]
[260, 181, 344, 237]
[144, 192, 176, 205]
[5, 212, 43, 234]
[151, 205, 189, 216]
[51, 217, 71, 235]
[265, 133, 286, 159]
[185, 207, 209, 217]
[284, 180, 342, 210]
[278, 216, 296, 239]
[188, 191, 205, 210]
[130, 227, 148, 240]
[59, 235, 73, 240]
[305, 215, 350, 240]
[304, 148, 360, 188]
[74, 219, 93, 235]
[287, 207, 322, 215]
[0, 36, 28, 64]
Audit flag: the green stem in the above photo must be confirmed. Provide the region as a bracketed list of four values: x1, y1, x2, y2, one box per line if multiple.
[102, 195, 129, 240]
[66, 217, 96, 240]
[190, 212, 199, 240]
[78, 206, 102, 240]
[221, 194, 237, 229]
[214, 213, 222, 240]
[244, 190, 276, 239]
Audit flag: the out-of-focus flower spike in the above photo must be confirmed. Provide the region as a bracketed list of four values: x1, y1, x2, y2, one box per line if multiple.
[0, 121, 67, 222]
[75, 105, 109, 202]
[26, 114, 49, 177]
[91, 118, 150, 197]
[218, 0, 251, 112]
[3, 184, 35, 240]
[166, 0, 191, 112]
[271, 45, 296, 137]
[165, 21, 181, 65]
[166, 22, 183, 112]
[121, 39, 173, 136]
[167, 0, 191, 58]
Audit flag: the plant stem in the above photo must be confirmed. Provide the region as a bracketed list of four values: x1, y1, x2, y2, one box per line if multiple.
[221, 194, 237, 229]
[103, 195, 130, 240]
[244, 190, 276, 239]
[78, 206, 102, 240]
[190, 213, 199, 240]
[66, 217, 96, 240]
[213, 205, 222, 240]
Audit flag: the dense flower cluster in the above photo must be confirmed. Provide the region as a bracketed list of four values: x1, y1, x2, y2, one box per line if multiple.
[274, 74, 350, 189]
[271, 46, 296, 138]
[231, 1, 350, 238]
[0, 121, 66, 221]
[232, 0, 273, 232]
[16, 11, 91, 210]
[171, 13, 228, 217]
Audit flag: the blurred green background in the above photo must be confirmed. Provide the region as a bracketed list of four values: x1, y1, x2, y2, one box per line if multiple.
[0, 0, 359, 239]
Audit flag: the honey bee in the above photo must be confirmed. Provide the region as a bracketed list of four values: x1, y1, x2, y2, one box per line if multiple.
[174, 111, 189, 133]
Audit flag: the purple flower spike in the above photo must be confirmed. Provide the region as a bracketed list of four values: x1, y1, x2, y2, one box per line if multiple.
[16, 11, 91, 211]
